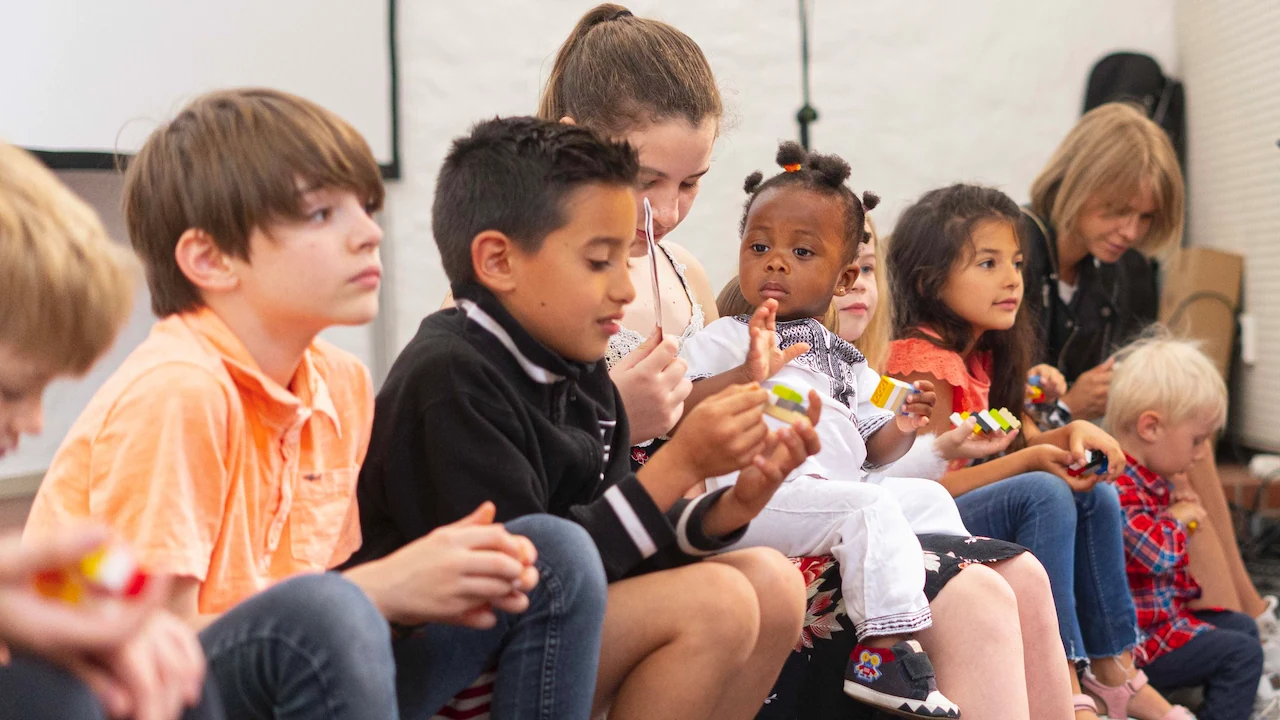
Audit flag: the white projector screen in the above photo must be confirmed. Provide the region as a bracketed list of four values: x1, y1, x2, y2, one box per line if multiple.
[0, 0, 398, 175]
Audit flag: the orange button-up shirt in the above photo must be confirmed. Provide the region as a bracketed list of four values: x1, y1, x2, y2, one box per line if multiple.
[25, 308, 373, 614]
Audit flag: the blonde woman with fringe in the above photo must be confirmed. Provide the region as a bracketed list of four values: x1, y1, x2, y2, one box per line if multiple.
[1022, 102, 1184, 421]
[1024, 101, 1280, 680]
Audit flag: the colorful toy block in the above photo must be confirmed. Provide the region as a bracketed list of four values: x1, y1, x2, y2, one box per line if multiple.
[1066, 449, 1109, 478]
[869, 375, 916, 414]
[1027, 374, 1047, 404]
[763, 381, 810, 424]
[33, 544, 148, 605]
[950, 408, 1022, 435]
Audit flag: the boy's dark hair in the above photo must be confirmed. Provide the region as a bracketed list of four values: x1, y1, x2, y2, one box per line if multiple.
[432, 116, 640, 287]
[740, 142, 879, 263]
[123, 88, 384, 317]
[538, 4, 722, 136]
[887, 184, 1034, 444]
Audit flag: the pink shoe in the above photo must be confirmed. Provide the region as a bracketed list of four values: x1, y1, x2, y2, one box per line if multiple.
[1074, 694, 1099, 716]
[1080, 668, 1195, 720]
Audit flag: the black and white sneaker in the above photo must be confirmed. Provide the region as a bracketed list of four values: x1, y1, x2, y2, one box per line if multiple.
[844, 640, 961, 719]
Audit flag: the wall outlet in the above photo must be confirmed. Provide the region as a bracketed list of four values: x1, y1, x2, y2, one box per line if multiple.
[1241, 312, 1258, 366]
[1250, 454, 1280, 480]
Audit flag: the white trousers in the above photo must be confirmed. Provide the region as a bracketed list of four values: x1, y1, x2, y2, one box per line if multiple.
[868, 475, 970, 537]
[727, 475, 930, 638]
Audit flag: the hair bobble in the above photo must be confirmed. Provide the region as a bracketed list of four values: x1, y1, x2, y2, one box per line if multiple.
[783, 163, 802, 173]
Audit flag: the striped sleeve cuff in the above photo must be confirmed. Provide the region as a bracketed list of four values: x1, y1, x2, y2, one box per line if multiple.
[671, 487, 747, 556]
[572, 474, 677, 580]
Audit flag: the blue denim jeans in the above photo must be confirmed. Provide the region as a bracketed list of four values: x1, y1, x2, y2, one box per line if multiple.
[201, 514, 607, 720]
[0, 652, 225, 720]
[954, 471, 1139, 661]
[1144, 610, 1264, 720]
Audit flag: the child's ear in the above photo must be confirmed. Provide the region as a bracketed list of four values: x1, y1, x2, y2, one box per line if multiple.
[471, 230, 519, 294]
[833, 262, 859, 296]
[175, 228, 239, 294]
[1135, 410, 1164, 444]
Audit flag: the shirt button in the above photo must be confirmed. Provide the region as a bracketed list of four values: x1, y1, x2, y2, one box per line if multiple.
[1065, 320, 1074, 329]
[1101, 307, 1113, 318]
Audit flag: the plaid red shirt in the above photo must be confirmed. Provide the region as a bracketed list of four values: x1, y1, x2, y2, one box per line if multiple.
[1113, 454, 1209, 665]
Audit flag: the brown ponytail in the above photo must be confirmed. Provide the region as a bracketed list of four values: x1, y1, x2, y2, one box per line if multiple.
[538, 4, 722, 136]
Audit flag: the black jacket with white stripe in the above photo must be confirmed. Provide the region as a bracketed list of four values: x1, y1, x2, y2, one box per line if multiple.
[346, 283, 743, 581]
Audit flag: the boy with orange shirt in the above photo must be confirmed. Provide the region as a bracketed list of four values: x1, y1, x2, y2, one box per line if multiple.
[24, 89, 608, 719]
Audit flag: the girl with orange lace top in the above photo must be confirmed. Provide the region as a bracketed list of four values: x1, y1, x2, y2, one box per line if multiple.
[884, 183, 1191, 720]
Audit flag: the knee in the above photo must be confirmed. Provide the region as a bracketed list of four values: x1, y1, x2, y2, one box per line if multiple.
[1084, 481, 1121, 517]
[722, 547, 805, 640]
[271, 573, 392, 651]
[1019, 471, 1078, 524]
[680, 561, 763, 658]
[938, 565, 1018, 636]
[507, 514, 607, 618]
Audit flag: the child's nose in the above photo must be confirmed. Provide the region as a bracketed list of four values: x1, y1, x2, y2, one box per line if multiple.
[612, 265, 636, 305]
[650, 194, 679, 234]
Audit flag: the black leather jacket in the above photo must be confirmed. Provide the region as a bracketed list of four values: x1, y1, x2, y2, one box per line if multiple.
[1019, 208, 1158, 383]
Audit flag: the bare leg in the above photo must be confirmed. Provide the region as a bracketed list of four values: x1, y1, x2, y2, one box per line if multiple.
[704, 549, 807, 719]
[1186, 513, 1245, 611]
[593, 560, 759, 719]
[915, 563, 1031, 720]
[990, 555, 1074, 720]
[1187, 450, 1268, 616]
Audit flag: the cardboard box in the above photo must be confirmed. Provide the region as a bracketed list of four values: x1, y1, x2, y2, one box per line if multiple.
[1159, 247, 1244, 379]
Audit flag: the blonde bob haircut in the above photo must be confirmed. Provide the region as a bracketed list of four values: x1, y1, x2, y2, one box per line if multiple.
[1029, 102, 1185, 255]
[1103, 330, 1227, 437]
[0, 142, 135, 375]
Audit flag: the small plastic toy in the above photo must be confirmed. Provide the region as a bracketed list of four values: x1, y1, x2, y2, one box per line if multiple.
[1066, 449, 1109, 478]
[949, 408, 1022, 435]
[869, 376, 916, 415]
[33, 544, 148, 605]
[1186, 519, 1200, 534]
[763, 381, 810, 424]
[1026, 374, 1047, 405]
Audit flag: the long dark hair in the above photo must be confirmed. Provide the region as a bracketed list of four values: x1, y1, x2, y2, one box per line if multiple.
[888, 184, 1034, 432]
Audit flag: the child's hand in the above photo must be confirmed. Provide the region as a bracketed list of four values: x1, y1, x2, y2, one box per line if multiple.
[894, 380, 936, 432]
[1168, 500, 1207, 528]
[740, 299, 809, 383]
[1169, 472, 1200, 505]
[936, 417, 1020, 460]
[353, 502, 539, 629]
[609, 332, 691, 443]
[669, 383, 773, 479]
[704, 393, 823, 536]
[1025, 445, 1099, 491]
[1027, 364, 1067, 403]
[1063, 420, 1126, 483]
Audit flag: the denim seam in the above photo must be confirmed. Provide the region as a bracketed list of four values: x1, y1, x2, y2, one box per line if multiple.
[206, 632, 347, 720]
[1079, 494, 1140, 658]
[536, 558, 565, 720]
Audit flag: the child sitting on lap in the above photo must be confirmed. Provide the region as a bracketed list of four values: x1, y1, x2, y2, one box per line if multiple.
[680, 142, 962, 719]
[1106, 336, 1271, 720]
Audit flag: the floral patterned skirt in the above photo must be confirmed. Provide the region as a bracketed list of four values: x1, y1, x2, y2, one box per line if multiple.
[757, 534, 1027, 720]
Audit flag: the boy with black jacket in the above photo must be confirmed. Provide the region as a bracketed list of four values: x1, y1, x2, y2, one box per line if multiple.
[350, 117, 821, 720]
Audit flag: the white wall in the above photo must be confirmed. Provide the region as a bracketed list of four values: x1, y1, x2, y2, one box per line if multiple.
[383, 0, 1177, 351]
[1, 0, 1177, 485]
[1175, 0, 1280, 450]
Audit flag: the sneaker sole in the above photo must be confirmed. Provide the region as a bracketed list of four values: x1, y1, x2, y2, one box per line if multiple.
[843, 680, 960, 719]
